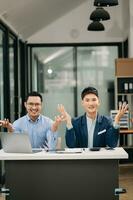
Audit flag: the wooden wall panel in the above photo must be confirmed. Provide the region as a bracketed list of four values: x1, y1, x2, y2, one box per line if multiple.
[115, 58, 133, 76]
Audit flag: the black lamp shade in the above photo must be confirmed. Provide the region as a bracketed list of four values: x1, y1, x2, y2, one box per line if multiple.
[94, 0, 118, 7]
[90, 7, 110, 21]
[87, 21, 105, 31]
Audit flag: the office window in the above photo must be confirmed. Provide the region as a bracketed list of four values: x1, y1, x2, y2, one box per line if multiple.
[0, 30, 4, 119]
[9, 35, 16, 122]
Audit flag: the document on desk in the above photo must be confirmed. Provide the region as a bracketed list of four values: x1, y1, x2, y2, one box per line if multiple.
[56, 148, 83, 153]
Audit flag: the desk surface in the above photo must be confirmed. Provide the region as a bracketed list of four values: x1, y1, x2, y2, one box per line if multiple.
[0, 147, 128, 160]
[120, 129, 133, 134]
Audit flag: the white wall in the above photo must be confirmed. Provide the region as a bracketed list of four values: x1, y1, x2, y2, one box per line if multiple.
[28, 0, 129, 43]
[128, 0, 133, 57]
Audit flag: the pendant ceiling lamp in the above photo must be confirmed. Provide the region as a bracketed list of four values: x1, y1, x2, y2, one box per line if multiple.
[90, 7, 110, 21]
[87, 21, 105, 31]
[94, 0, 118, 7]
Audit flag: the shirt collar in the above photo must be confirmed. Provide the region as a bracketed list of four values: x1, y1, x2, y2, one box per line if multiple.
[26, 114, 41, 122]
[86, 113, 97, 122]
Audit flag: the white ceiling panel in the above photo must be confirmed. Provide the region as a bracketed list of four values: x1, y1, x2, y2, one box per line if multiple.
[0, 0, 87, 39]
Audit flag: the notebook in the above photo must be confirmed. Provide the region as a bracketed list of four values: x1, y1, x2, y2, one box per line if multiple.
[0, 132, 42, 153]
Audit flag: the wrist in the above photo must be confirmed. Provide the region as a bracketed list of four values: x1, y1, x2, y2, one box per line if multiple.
[114, 116, 120, 124]
[66, 121, 73, 129]
[8, 123, 14, 132]
[51, 123, 58, 132]
[113, 122, 120, 129]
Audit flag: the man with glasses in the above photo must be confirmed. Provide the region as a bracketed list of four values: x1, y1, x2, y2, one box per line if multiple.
[58, 86, 128, 148]
[0, 91, 62, 150]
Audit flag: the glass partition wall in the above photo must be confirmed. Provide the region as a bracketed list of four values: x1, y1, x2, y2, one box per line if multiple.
[77, 46, 118, 116]
[0, 30, 4, 120]
[0, 22, 26, 123]
[31, 47, 75, 147]
[31, 45, 119, 148]
[9, 36, 16, 122]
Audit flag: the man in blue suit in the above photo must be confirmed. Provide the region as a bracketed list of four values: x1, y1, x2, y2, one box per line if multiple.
[58, 86, 128, 148]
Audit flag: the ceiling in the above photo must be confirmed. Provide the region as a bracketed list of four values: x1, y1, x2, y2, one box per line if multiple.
[0, 0, 87, 40]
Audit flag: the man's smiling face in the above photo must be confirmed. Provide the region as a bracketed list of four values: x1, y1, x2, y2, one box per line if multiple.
[81, 93, 100, 117]
[24, 96, 42, 121]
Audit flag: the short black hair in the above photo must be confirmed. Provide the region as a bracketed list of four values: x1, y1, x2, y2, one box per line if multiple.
[25, 91, 43, 102]
[81, 86, 98, 100]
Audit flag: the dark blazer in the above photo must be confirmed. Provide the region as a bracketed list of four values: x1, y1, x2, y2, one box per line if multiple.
[65, 113, 119, 148]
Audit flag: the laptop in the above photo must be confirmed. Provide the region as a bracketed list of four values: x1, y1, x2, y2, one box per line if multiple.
[0, 132, 42, 153]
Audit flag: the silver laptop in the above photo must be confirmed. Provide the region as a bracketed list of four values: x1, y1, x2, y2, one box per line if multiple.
[0, 132, 42, 153]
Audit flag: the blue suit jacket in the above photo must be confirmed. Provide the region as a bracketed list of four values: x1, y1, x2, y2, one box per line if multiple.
[65, 113, 119, 148]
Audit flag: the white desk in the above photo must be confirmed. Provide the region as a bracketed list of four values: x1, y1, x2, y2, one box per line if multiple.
[0, 147, 128, 160]
[0, 148, 128, 200]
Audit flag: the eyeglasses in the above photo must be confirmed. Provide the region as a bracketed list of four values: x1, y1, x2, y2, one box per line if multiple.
[27, 103, 42, 107]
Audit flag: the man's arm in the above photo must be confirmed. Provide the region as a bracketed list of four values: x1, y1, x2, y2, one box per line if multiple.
[114, 102, 128, 126]
[57, 104, 76, 148]
[105, 102, 128, 147]
[51, 104, 73, 132]
[57, 104, 73, 129]
[51, 115, 62, 132]
[0, 119, 14, 132]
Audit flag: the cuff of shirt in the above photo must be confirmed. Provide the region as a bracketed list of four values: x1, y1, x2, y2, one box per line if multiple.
[66, 125, 73, 130]
[113, 122, 120, 129]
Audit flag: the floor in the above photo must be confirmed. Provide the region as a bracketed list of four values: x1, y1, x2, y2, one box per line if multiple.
[0, 164, 133, 200]
[119, 163, 133, 200]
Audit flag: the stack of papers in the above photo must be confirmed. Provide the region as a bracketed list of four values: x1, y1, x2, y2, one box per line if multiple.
[56, 148, 83, 153]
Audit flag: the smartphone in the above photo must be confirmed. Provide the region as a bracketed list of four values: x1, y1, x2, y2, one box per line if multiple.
[89, 147, 100, 151]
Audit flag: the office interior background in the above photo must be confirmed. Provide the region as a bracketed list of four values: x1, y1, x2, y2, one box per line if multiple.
[0, 0, 132, 148]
